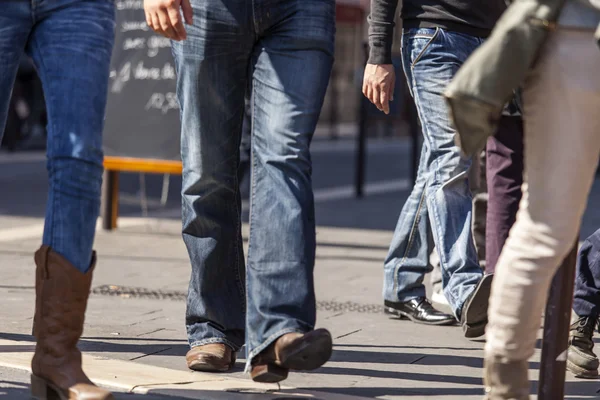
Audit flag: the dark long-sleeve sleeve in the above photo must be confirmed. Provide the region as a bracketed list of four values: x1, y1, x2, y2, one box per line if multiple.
[368, 0, 400, 64]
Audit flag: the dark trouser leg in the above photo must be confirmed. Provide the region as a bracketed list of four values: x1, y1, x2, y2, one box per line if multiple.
[573, 228, 600, 318]
[485, 116, 524, 274]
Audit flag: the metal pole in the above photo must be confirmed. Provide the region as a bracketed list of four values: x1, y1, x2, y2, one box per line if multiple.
[538, 239, 578, 400]
[355, 43, 369, 198]
[139, 172, 148, 218]
[101, 169, 120, 230]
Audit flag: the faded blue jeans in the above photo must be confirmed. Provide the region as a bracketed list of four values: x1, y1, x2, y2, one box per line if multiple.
[383, 28, 484, 318]
[0, 0, 115, 272]
[171, 0, 335, 369]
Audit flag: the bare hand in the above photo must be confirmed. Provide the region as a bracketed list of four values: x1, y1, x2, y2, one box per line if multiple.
[144, 0, 193, 41]
[362, 64, 396, 114]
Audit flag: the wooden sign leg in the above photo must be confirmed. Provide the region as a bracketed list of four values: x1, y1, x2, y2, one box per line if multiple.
[538, 239, 578, 400]
[101, 169, 120, 230]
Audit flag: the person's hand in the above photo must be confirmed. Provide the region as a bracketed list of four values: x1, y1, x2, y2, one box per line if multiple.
[144, 0, 193, 41]
[362, 64, 395, 114]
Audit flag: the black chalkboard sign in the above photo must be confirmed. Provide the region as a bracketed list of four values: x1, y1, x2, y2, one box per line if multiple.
[104, 0, 181, 161]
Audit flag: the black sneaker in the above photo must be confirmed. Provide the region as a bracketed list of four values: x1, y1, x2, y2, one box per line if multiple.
[384, 297, 456, 325]
[567, 314, 599, 378]
[460, 274, 493, 338]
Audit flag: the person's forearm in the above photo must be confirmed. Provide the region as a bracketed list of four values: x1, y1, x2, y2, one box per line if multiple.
[368, 0, 400, 65]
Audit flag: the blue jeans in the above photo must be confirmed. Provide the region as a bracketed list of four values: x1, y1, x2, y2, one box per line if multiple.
[383, 28, 484, 318]
[573, 228, 600, 318]
[0, 0, 115, 272]
[171, 0, 335, 368]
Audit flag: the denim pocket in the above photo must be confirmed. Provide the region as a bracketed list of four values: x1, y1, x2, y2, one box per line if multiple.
[406, 28, 440, 68]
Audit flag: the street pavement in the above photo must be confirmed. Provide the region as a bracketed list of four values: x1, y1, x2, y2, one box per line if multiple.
[1, 138, 600, 399]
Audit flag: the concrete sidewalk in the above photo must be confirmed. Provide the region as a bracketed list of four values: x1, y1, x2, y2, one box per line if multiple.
[1, 216, 599, 399]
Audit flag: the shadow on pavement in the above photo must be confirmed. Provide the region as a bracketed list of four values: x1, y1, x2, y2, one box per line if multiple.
[0, 380, 215, 400]
[311, 379, 600, 398]
[335, 344, 481, 351]
[321, 366, 483, 386]
[0, 332, 190, 361]
[311, 386, 485, 397]
[330, 349, 485, 368]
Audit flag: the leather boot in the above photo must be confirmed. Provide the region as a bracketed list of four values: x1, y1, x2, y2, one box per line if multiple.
[251, 329, 333, 383]
[186, 344, 236, 372]
[31, 246, 113, 400]
[483, 356, 530, 400]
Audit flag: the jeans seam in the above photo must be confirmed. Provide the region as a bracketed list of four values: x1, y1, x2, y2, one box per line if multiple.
[429, 166, 459, 309]
[190, 337, 241, 352]
[250, 0, 258, 35]
[247, 74, 258, 265]
[428, 165, 468, 313]
[31, 35, 58, 246]
[392, 188, 427, 298]
[233, 109, 246, 312]
[243, 327, 305, 373]
[246, 73, 259, 348]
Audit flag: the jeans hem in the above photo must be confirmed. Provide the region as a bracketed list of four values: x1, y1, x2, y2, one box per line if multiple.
[448, 280, 478, 319]
[445, 288, 465, 319]
[243, 327, 306, 373]
[384, 290, 425, 304]
[189, 338, 242, 352]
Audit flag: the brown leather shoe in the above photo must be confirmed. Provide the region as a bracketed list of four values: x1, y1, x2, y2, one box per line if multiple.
[31, 246, 113, 400]
[251, 329, 333, 383]
[186, 344, 236, 372]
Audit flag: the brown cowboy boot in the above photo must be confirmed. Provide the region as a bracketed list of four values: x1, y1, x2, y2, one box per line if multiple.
[483, 356, 530, 400]
[251, 329, 333, 383]
[31, 246, 113, 400]
[186, 344, 236, 372]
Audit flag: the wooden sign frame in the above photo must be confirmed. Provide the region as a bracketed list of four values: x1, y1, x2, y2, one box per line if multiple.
[101, 157, 182, 230]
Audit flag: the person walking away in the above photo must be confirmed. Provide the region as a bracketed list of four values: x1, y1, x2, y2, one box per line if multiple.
[0, 1, 115, 399]
[144, 0, 335, 382]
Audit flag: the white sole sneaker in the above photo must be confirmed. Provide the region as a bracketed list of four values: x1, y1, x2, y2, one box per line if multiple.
[432, 291, 449, 306]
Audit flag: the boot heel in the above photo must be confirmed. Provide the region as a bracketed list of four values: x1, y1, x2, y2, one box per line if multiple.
[31, 374, 60, 400]
[251, 363, 289, 383]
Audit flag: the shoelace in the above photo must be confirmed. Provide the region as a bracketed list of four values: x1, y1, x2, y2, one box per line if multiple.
[573, 316, 596, 338]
